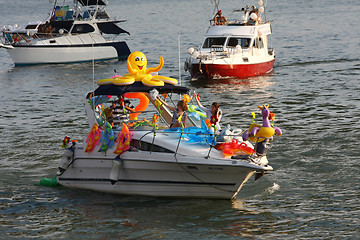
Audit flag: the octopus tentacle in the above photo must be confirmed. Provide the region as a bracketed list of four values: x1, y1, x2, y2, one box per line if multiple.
[141, 74, 164, 87]
[146, 56, 164, 74]
[127, 58, 138, 75]
[152, 75, 178, 85]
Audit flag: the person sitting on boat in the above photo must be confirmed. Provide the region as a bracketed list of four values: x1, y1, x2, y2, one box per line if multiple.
[45, 22, 53, 36]
[214, 10, 227, 25]
[248, 10, 260, 25]
[157, 97, 188, 128]
[103, 106, 114, 127]
[193, 92, 222, 133]
[112, 97, 135, 126]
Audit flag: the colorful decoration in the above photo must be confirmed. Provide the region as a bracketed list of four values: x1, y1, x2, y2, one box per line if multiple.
[210, 115, 218, 125]
[187, 105, 207, 119]
[200, 114, 218, 135]
[215, 140, 254, 156]
[97, 51, 178, 87]
[62, 136, 70, 148]
[113, 123, 131, 155]
[242, 104, 282, 142]
[182, 94, 191, 104]
[128, 118, 152, 129]
[85, 124, 102, 152]
[124, 92, 149, 120]
[161, 93, 168, 99]
[205, 119, 212, 129]
[98, 122, 115, 152]
[152, 114, 159, 129]
[154, 99, 163, 114]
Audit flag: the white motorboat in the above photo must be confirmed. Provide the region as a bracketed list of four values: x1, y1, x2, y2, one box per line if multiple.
[185, 0, 275, 79]
[56, 76, 279, 199]
[0, 0, 130, 66]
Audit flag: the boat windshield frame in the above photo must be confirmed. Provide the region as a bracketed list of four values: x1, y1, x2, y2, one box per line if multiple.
[226, 37, 252, 48]
[202, 37, 227, 49]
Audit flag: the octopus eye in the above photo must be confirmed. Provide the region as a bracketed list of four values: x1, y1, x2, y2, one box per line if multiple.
[141, 56, 144, 61]
[135, 57, 140, 61]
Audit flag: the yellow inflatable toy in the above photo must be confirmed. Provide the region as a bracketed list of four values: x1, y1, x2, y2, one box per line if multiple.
[97, 51, 178, 87]
[242, 105, 282, 143]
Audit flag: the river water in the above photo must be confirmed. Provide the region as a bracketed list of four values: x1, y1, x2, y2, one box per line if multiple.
[0, 0, 359, 239]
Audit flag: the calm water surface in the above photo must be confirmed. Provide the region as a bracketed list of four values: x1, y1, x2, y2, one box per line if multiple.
[0, 0, 359, 239]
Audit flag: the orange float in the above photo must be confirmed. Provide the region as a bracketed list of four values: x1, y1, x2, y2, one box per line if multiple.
[124, 92, 149, 120]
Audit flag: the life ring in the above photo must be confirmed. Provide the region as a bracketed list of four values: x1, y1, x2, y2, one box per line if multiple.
[113, 123, 131, 155]
[124, 92, 149, 120]
[248, 123, 275, 142]
[152, 75, 178, 85]
[255, 127, 275, 138]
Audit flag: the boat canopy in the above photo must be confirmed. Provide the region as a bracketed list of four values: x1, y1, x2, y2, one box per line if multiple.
[206, 23, 272, 37]
[97, 22, 130, 35]
[78, 0, 107, 6]
[87, 82, 189, 99]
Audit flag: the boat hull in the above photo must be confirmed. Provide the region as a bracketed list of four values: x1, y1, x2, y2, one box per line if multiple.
[7, 41, 130, 66]
[188, 58, 275, 79]
[57, 149, 269, 199]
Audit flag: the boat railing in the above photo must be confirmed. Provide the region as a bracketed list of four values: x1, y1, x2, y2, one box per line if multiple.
[128, 126, 228, 157]
[1, 32, 33, 44]
[140, 127, 267, 161]
[110, 119, 265, 160]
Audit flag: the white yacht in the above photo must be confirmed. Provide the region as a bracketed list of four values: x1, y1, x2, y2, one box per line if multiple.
[0, 0, 130, 65]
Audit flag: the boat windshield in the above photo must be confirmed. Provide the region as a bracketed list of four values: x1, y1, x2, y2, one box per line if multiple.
[202, 37, 226, 48]
[226, 37, 251, 48]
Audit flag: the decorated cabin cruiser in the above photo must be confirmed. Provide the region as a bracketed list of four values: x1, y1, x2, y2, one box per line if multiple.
[185, 0, 275, 79]
[56, 52, 281, 199]
[0, 0, 130, 65]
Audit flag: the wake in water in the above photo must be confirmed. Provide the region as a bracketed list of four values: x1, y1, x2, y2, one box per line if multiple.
[276, 57, 360, 68]
[266, 182, 280, 194]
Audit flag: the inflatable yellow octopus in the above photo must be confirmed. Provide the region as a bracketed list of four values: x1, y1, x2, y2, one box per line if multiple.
[97, 51, 178, 87]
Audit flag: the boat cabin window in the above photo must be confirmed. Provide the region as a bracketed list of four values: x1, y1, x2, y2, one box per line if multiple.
[202, 37, 226, 48]
[226, 37, 251, 48]
[71, 24, 95, 34]
[253, 37, 264, 49]
[130, 139, 174, 153]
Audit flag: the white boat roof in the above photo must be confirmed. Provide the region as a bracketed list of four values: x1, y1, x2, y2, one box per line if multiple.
[205, 23, 272, 37]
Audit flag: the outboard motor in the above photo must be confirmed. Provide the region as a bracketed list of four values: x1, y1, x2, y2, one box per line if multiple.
[254, 139, 271, 156]
[57, 142, 75, 175]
